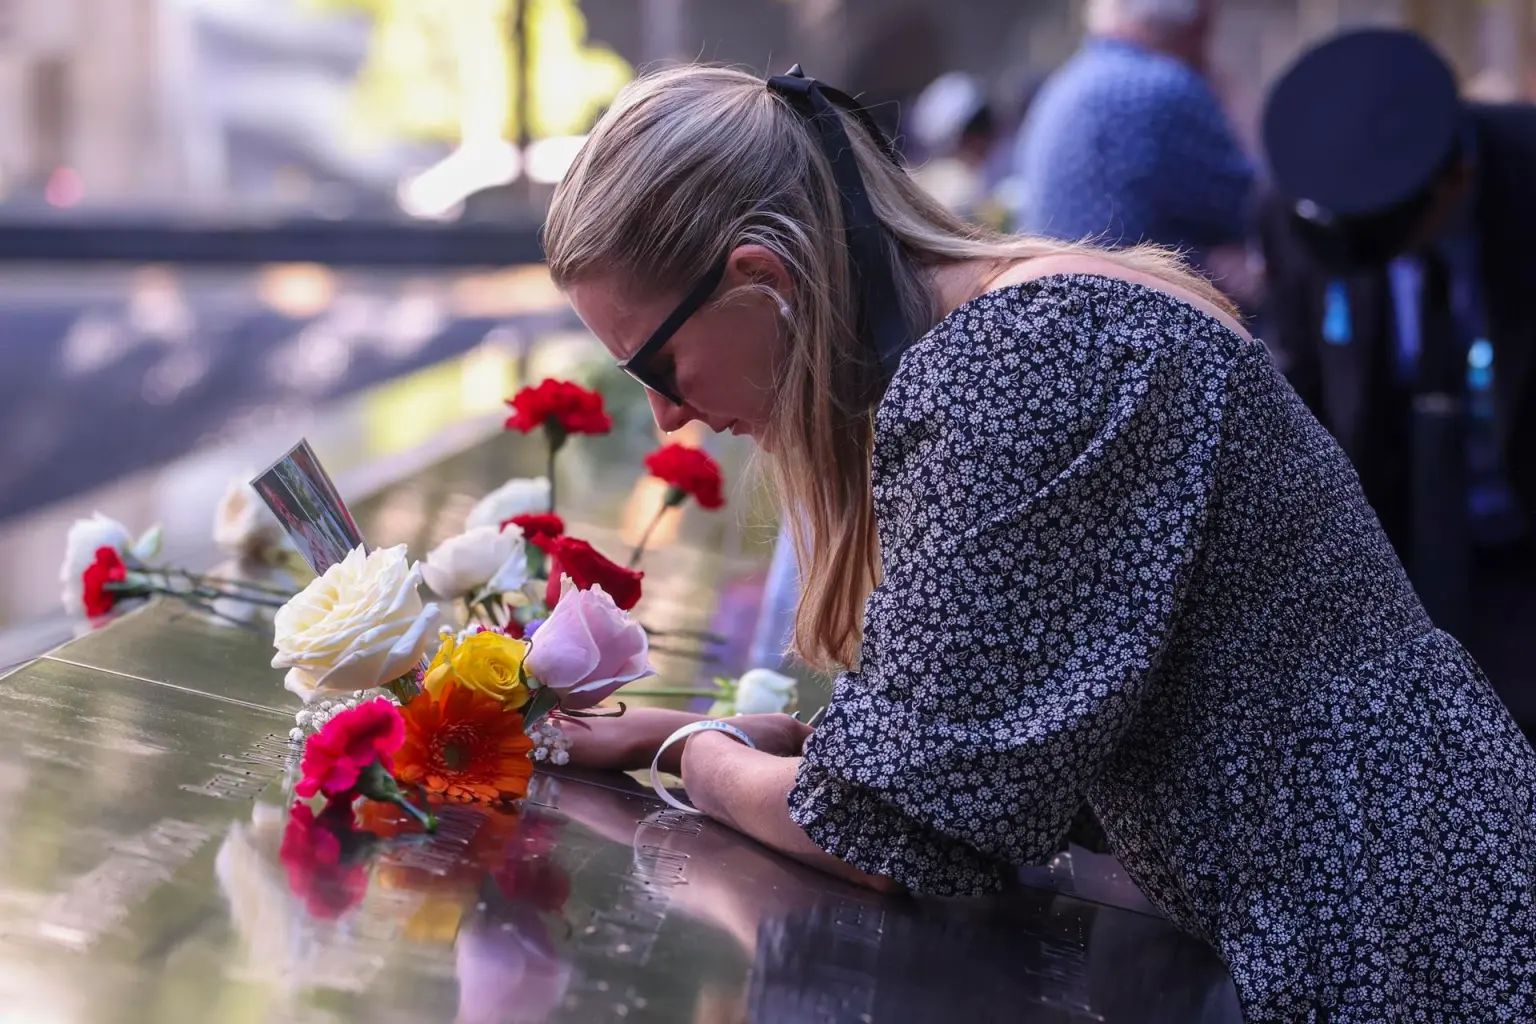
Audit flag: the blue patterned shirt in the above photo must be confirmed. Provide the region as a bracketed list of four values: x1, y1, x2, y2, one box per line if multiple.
[1013, 38, 1255, 254]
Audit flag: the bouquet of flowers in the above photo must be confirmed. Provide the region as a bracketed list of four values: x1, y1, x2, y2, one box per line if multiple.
[269, 379, 730, 829]
[59, 377, 736, 832]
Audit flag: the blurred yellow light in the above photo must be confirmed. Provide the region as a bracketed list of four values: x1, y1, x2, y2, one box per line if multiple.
[311, 0, 632, 154]
[257, 264, 337, 318]
[458, 342, 519, 413]
[450, 265, 564, 318]
[361, 357, 484, 456]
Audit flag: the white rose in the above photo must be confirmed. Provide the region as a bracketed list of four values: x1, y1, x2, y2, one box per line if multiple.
[732, 668, 798, 715]
[464, 477, 551, 531]
[213, 477, 291, 559]
[59, 512, 159, 614]
[420, 524, 529, 600]
[271, 544, 443, 702]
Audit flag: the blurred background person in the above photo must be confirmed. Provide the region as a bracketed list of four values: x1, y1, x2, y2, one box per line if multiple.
[1259, 27, 1536, 736]
[907, 72, 1008, 229]
[1012, 0, 1261, 311]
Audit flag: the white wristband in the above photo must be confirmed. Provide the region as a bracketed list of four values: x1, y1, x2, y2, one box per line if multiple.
[648, 720, 756, 814]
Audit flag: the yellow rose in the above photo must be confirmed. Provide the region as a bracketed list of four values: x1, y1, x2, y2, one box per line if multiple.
[424, 631, 531, 706]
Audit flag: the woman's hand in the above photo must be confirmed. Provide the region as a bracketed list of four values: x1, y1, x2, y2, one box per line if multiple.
[560, 707, 705, 774]
[709, 713, 813, 758]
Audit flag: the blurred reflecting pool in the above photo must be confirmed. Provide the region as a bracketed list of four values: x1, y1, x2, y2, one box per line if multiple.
[0, 263, 781, 686]
[0, 261, 573, 521]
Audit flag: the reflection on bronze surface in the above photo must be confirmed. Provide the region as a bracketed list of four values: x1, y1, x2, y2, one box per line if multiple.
[0, 654, 1238, 1021]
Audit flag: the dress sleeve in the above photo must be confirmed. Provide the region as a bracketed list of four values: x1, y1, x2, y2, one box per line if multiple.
[788, 285, 1234, 896]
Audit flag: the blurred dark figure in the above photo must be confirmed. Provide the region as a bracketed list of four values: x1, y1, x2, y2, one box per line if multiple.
[1013, 0, 1259, 306]
[909, 73, 1007, 227]
[1259, 28, 1536, 731]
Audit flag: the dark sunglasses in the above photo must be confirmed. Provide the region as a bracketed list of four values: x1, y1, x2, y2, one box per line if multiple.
[617, 254, 729, 406]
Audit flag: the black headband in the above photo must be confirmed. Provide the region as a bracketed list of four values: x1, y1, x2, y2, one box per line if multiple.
[766, 65, 911, 380]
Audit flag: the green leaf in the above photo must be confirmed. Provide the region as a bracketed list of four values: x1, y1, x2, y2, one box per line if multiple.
[520, 684, 561, 732]
[130, 524, 164, 562]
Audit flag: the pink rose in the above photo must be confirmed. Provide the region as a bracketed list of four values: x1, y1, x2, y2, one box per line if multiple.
[524, 576, 653, 710]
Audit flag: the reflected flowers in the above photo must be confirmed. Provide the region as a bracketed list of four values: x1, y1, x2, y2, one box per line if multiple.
[279, 800, 378, 919]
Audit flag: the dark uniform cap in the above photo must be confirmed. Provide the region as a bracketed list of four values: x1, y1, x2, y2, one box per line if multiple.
[1263, 28, 1462, 218]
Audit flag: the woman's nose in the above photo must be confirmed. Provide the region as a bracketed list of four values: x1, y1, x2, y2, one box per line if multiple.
[647, 391, 695, 433]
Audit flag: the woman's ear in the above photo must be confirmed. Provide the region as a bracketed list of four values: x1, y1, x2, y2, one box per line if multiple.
[725, 244, 794, 300]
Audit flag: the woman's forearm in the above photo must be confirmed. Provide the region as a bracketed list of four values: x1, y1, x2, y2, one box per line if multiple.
[681, 732, 901, 892]
[562, 707, 704, 773]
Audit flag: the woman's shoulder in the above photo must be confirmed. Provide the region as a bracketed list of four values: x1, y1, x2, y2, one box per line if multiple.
[902, 254, 1253, 384]
[883, 254, 1258, 440]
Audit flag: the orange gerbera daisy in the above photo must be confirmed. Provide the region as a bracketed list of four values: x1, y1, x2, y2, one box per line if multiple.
[395, 676, 535, 803]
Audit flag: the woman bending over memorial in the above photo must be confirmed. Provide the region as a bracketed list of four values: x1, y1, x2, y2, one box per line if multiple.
[544, 64, 1536, 1022]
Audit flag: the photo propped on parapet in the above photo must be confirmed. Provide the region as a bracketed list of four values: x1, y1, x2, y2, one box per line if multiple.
[251, 440, 366, 575]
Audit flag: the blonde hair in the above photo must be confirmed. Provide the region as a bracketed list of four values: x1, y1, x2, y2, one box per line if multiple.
[544, 64, 1233, 670]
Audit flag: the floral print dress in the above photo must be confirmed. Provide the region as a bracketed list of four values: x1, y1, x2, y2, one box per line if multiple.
[788, 275, 1536, 1023]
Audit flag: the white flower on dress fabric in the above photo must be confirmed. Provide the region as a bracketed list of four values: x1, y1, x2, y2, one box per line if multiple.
[213, 477, 293, 560]
[464, 477, 551, 531]
[420, 524, 529, 600]
[59, 512, 159, 614]
[733, 668, 799, 715]
[525, 576, 653, 710]
[271, 544, 444, 702]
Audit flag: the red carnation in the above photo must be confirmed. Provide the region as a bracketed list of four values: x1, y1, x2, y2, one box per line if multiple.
[644, 444, 725, 509]
[542, 536, 643, 611]
[81, 546, 129, 618]
[280, 801, 372, 919]
[296, 699, 406, 800]
[504, 513, 565, 547]
[505, 380, 612, 438]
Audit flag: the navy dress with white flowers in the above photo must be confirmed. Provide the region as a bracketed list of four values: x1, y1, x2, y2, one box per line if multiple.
[788, 275, 1536, 1023]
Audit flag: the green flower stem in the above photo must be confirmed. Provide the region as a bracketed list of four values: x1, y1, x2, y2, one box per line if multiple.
[176, 570, 297, 597]
[359, 760, 437, 833]
[628, 501, 674, 570]
[391, 794, 438, 833]
[157, 571, 290, 607]
[545, 423, 566, 513]
[103, 581, 154, 599]
[386, 676, 422, 704]
[106, 577, 289, 610]
[640, 625, 729, 644]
